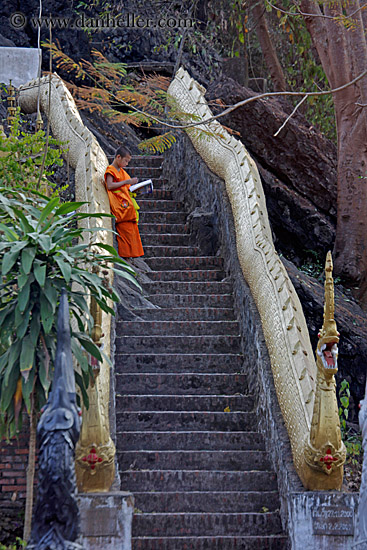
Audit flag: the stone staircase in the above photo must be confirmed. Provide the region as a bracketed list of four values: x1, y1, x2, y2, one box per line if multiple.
[114, 156, 289, 549]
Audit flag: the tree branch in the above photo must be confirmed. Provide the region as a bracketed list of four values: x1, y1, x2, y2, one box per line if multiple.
[266, 0, 367, 20]
[273, 95, 307, 136]
[108, 68, 367, 130]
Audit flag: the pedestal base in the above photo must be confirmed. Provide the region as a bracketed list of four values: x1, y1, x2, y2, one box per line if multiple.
[77, 492, 134, 550]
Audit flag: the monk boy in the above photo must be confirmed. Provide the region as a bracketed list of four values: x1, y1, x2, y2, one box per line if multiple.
[104, 147, 144, 259]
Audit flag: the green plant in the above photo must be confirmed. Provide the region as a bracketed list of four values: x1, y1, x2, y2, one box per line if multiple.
[339, 378, 351, 437]
[338, 379, 362, 465]
[0, 187, 138, 440]
[0, 109, 67, 195]
[298, 250, 324, 280]
[0, 538, 26, 550]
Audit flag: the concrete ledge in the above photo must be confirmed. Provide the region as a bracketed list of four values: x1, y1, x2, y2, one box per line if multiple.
[289, 492, 358, 549]
[77, 492, 134, 550]
[0, 47, 40, 87]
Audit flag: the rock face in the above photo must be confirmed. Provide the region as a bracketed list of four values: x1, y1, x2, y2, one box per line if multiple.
[206, 78, 337, 264]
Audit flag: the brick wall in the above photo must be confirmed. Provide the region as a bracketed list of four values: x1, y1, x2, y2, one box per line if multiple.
[0, 416, 34, 544]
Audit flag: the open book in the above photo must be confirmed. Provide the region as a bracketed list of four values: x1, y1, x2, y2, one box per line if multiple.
[130, 179, 153, 195]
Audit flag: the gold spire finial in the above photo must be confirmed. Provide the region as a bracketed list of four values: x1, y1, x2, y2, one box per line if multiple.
[35, 110, 44, 132]
[7, 80, 16, 126]
[318, 251, 339, 344]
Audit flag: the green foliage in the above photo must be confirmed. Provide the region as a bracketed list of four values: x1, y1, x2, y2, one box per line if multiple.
[266, 0, 336, 141]
[299, 250, 324, 280]
[338, 379, 362, 464]
[0, 538, 26, 550]
[0, 187, 138, 440]
[138, 133, 176, 154]
[0, 109, 67, 194]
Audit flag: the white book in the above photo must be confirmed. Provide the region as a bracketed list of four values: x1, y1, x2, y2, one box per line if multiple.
[129, 179, 153, 194]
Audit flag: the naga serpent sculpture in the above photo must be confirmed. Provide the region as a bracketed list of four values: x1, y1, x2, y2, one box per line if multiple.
[168, 68, 345, 489]
[18, 68, 344, 490]
[18, 74, 115, 493]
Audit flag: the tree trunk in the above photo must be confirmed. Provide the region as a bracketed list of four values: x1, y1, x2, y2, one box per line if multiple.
[300, 0, 367, 307]
[23, 397, 37, 542]
[252, 0, 287, 91]
[333, 97, 367, 306]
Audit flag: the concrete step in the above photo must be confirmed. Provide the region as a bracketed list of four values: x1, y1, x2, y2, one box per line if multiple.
[139, 223, 188, 234]
[115, 334, 241, 354]
[146, 270, 226, 282]
[115, 373, 247, 395]
[113, 353, 243, 373]
[145, 256, 223, 271]
[128, 307, 235, 321]
[118, 450, 270, 471]
[118, 320, 240, 336]
[117, 431, 265, 451]
[139, 199, 183, 211]
[143, 281, 233, 295]
[148, 293, 233, 308]
[132, 490, 281, 513]
[132, 535, 289, 550]
[116, 411, 256, 432]
[142, 233, 192, 246]
[132, 511, 283, 537]
[142, 245, 200, 257]
[140, 211, 187, 224]
[151, 189, 173, 200]
[128, 166, 163, 178]
[115, 394, 253, 412]
[130, 155, 163, 168]
[120, 470, 278, 492]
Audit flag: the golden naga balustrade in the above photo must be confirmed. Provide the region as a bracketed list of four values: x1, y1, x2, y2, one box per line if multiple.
[17, 69, 345, 491]
[19, 75, 115, 493]
[167, 68, 345, 490]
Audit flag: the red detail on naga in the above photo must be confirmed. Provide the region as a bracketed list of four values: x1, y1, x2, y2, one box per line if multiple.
[82, 448, 103, 469]
[320, 449, 338, 470]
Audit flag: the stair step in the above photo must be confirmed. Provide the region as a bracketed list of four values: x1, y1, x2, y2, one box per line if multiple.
[132, 535, 288, 550]
[148, 294, 233, 308]
[130, 156, 163, 168]
[118, 321, 240, 336]
[118, 450, 270, 471]
[146, 270, 226, 282]
[142, 233, 192, 246]
[143, 245, 200, 257]
[132, 512, 283, 537]
[115, 334, 241, 354]
[115, 373, 246, 395]
[116, 411, 256, 432]
[140, 212, 187, 224]
[115, 394, 253, 411]
[113, 353, 243, 373]
[151, 189, 173, 200]
[128, 307, 234, 321]
[145, 256, 223, 271]
[118, 431, 265, 451]
[139, 223, 188, 234]
[128, 166, 163, 178]
[143, 281, 233, 295]
[120, 470, 278, 492]
[139, 199, 183, 211]
[132, 490, 281, 513]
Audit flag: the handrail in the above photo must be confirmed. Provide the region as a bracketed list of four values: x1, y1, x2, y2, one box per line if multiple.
[167, 67, 344, 489]
[19, 74, 116, 492]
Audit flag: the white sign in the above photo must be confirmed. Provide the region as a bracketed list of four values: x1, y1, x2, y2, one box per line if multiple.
[0, 47, 40, 87]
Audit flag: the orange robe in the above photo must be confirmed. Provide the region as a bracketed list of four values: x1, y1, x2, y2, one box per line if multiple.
[104, 165, 144, 258]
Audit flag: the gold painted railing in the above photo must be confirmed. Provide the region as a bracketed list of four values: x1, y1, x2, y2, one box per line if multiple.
[168, 68, 345, 489]
[19, 75, 115, 492]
